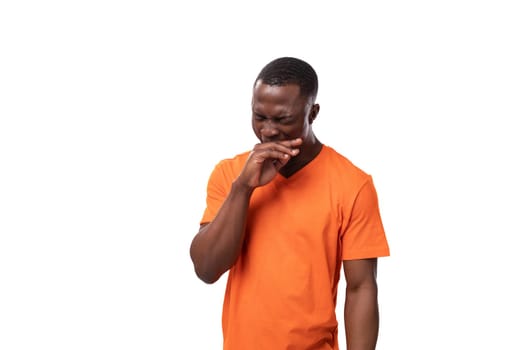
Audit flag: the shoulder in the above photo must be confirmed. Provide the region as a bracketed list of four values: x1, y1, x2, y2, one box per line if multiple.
[320, 145, 371, 184]
[215, 150, 250, 170]
[321, 146, 384, 220]
[209, 150, 250, 181]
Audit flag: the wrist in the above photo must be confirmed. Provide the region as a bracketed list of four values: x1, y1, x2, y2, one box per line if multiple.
[231, 178, 256, 196]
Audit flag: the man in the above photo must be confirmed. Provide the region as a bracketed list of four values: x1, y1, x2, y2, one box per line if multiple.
[190, 57, 390, 350]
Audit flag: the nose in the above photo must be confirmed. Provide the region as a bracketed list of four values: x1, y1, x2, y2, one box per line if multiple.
[260, 120, 279, 141]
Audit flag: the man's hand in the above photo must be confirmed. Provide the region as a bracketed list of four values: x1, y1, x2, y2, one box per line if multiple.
[237, 138, 302, 188]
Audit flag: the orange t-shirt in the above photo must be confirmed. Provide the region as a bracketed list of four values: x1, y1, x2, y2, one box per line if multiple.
[200, 145, 390, 350]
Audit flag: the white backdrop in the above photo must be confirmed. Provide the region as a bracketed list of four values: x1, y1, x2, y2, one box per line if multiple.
[1, 1, 524, 349]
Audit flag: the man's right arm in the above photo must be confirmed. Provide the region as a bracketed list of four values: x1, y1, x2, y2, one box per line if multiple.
[189, 138, 302, 284]
[189, 179, 254, 284]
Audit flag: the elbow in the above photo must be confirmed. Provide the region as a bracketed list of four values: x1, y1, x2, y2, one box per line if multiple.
[194, 266, 220, 284]
[192, 258, 221, 284]
[189, 230, 224, 284]
[190, 248, 220, 284]
[346, 280, 378, 297]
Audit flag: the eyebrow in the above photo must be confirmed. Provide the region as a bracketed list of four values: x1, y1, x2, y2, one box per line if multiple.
[253, 112, 293, 119]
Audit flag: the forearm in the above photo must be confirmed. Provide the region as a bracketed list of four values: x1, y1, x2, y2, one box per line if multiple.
[344, 283, 379, 350]
[190, 179, 253, 283]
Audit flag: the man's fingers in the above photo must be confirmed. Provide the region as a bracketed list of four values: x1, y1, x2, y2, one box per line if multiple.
[253, 140, 301, 158]
[286, 138, 303, 147]
[253, 149, 293, 164]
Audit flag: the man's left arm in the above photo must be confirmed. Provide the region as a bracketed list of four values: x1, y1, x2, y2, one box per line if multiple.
[343, 258, 379, 350]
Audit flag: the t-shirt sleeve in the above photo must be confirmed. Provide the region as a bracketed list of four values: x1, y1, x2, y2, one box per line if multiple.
[340, 176, 390, 260]
[200, 161, 230, 225]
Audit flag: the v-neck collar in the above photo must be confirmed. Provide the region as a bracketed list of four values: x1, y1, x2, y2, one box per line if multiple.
[274, 144, 325, 183]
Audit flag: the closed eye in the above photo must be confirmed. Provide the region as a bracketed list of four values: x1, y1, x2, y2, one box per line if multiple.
[277, 116, 293, 124]
[253, 114, 293, 124]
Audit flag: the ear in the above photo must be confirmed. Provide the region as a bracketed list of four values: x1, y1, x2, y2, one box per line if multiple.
[308, 104, 320, 124]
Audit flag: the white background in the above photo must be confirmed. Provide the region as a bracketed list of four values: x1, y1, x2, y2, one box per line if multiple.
[1, 1, 524, 349]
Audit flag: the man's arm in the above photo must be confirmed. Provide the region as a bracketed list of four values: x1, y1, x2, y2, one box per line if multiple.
[189, 139, 302, 284]
[189, 179, 253, 284]
[343, 258, 379, 350]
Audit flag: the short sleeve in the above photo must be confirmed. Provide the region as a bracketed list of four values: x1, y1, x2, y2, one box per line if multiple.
[340, 176, 390, 260]
[199, 161, 230, 225]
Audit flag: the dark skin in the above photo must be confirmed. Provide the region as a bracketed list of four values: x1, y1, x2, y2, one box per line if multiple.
[189, 81, 380, 350]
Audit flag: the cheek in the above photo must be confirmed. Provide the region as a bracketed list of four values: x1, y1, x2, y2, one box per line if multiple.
[290, 120, 309, 138]
[301, 118, 311, 134]
[252, 121, 262, 139]
[279, 126, 302, 139]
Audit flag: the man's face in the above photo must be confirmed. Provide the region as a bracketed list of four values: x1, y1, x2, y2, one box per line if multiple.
[251, 81, 314, 143]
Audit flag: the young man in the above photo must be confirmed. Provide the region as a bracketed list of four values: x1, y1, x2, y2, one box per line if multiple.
[190, 57, 390, 350]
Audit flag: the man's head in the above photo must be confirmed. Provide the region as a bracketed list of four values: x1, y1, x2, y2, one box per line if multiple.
[251, 57, 320, 145]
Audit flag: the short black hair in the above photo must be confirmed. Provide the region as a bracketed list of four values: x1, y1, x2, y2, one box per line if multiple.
[255, 57, 318, 100]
